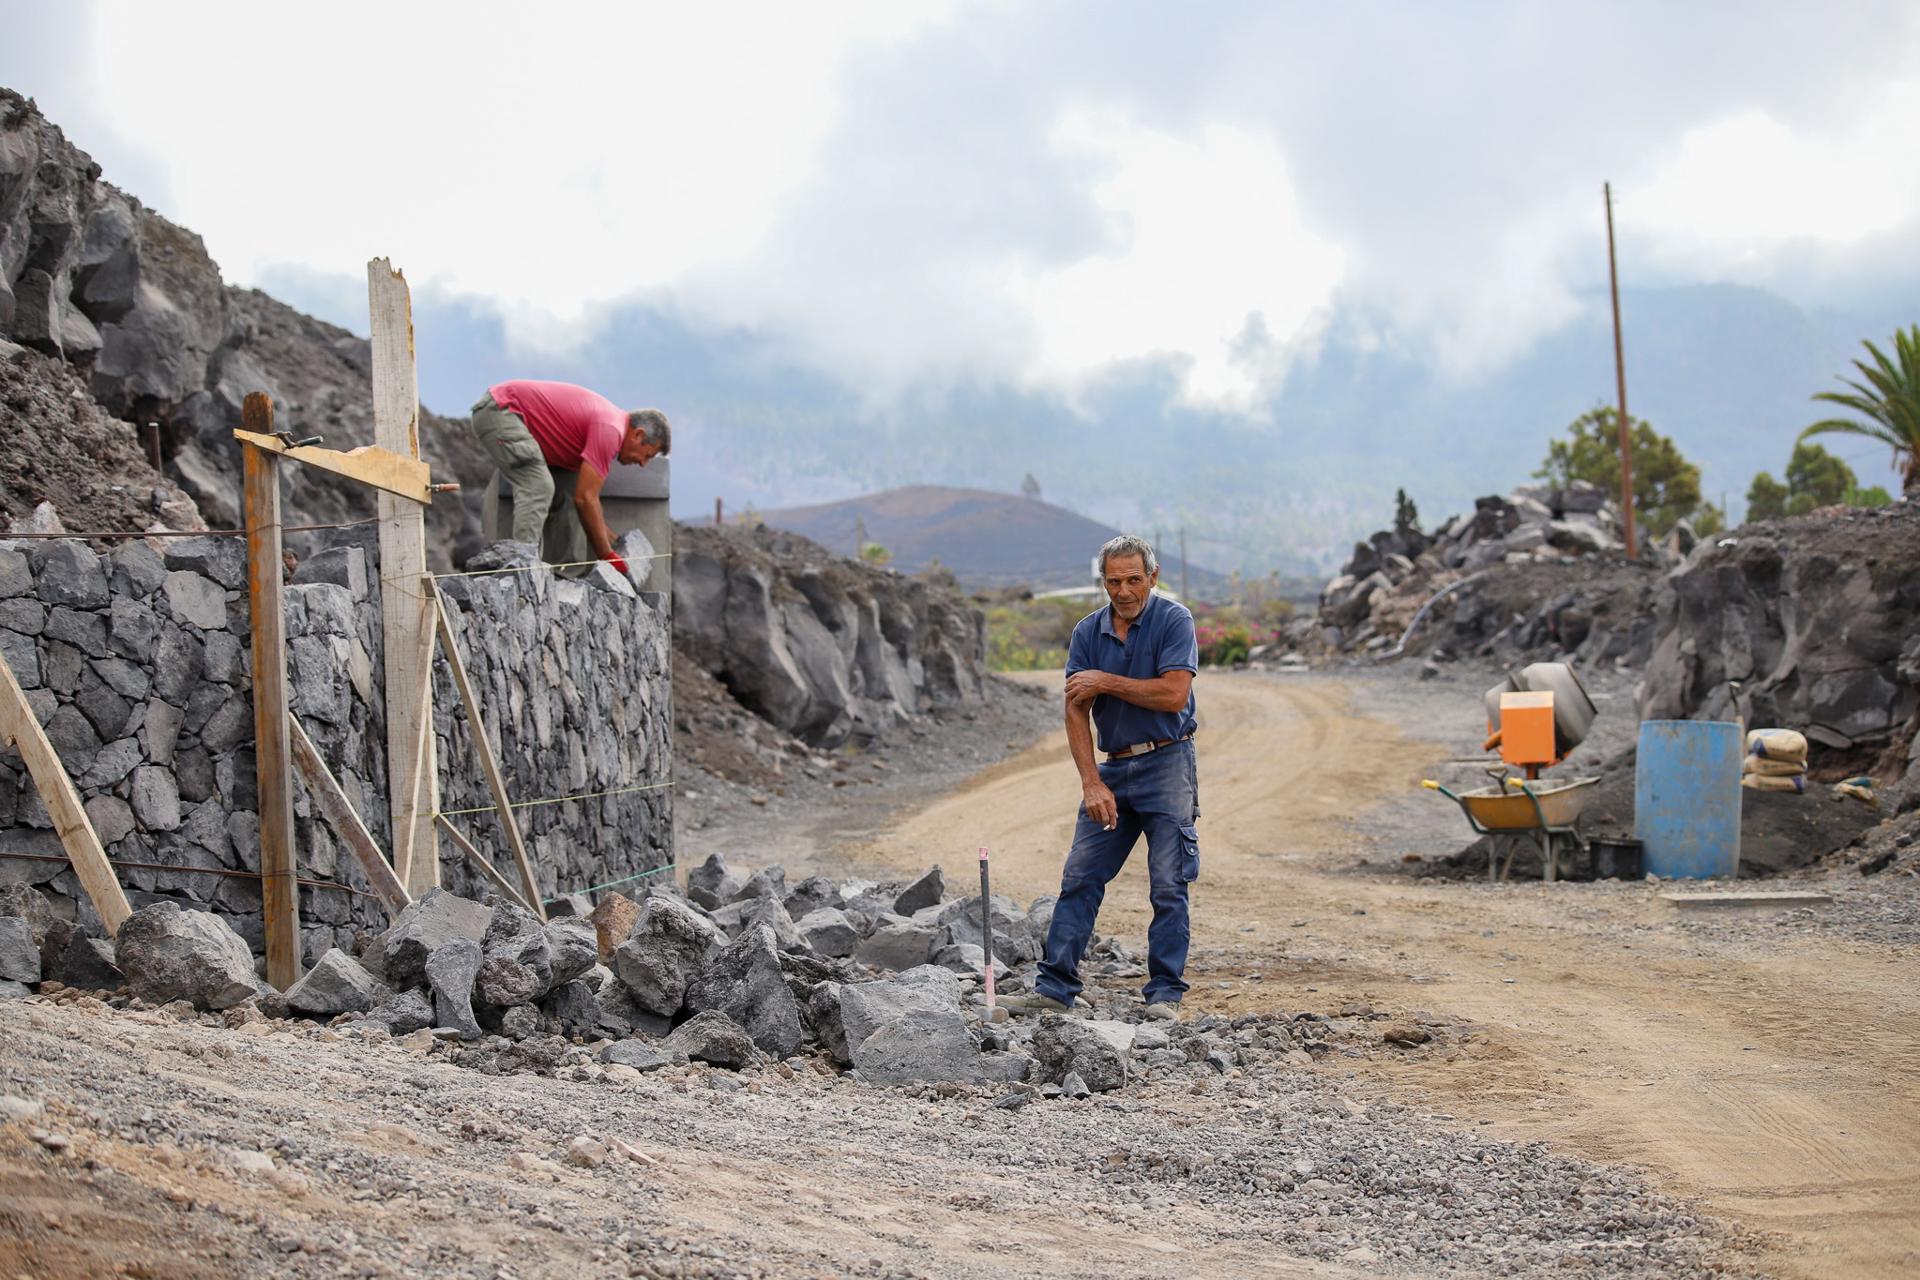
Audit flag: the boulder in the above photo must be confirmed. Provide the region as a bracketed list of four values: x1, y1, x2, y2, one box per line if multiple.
[661, 1009, 757, 1068]
[832, 966, 964, 1066]
[544, 892, 594, 920]
[424, 938, 484, 1041]
[475, 954, 545, 1008]
[496, 1004, 540, 1041]
[113, 901, 261, 1010]
[49, 934, 120, 990]
[284, 948, 384, 1016]
[810, 983, 851, 1062]
[671, 523, 987, 749]
[741, 896, 806, 953]
[684, 926, 805, 1059]
[600, 1039, 671, 1072]
[686, 853, 745, 910]
[0, 917, 40, 984]
[613, 895, 719, 1016]
[796, 908, 860, 958]
[892, 866, 945, 916]
[853, 1007, 986, 1085]
[589, 891, 641, 960]
[930, 941, 1008, 982]
[379, 889, 493, 990]
[0, 883, 66, 968]
[544, 918, 598, 989]
[935, 894, 1040, 963]
[1032, 1013, 1130, 1092]
[782, 875, 839, 920]
[854, 915, 940, 971]
[736, 865, 787, 903]
[361, 988, 435, 1036]
[1027, 895, 1058, 944]
[480, 899, 553, 992]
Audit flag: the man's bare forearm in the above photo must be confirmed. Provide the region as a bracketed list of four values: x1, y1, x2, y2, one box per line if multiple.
[574, 492, 616, 560]
[1080, 671, 1191, 713]
[1064, 695, 1101, 784]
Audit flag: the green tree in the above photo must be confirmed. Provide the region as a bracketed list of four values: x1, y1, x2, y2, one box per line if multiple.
[1746, 471, 1789, 521]
[1783, 441, 1856, 513]
[1535, 407, 1705, 537]
[858, 542, 892, 566]
[1745, 442, 1894, 523]
[1393, 488, 1421, 536]
[1801, 324, 1920, 493]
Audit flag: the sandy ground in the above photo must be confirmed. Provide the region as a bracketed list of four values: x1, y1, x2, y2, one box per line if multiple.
[819, 668, 1919, 1280]
[3, 665, 1912, 1278]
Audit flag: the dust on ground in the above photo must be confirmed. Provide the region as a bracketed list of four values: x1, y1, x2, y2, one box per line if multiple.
[4, 663, 1915, 1278]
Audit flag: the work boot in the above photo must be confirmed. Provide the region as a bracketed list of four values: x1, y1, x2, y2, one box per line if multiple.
[997, 992, 1071, 1015]
[1143, 1001, 1181, 1022]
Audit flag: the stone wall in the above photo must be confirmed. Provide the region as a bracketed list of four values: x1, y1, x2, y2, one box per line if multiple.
[0, 529, 672, 963]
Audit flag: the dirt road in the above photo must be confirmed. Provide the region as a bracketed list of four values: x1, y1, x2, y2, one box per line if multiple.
[840, 670, 1920, 1280]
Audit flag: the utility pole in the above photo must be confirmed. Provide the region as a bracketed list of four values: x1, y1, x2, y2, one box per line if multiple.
[1178, 527, 1189, 602]
[1605, 181, 1638, 559]
[714, 497, 723, 527]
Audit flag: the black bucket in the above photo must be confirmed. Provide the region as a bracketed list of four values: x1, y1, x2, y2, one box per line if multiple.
[1589, 837, 1644, 880]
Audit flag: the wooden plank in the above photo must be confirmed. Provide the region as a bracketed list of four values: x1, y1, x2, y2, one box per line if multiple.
[242, 401, 302, 991]
[368, 258, 440, 895]
[288, 715, 410, 918]
[434, 815, 535, 915]
[432, 584, 545, 921]
[388, 624, 437, 891]
[231, 430, 432, 505]
[0, 656, 131, 934]
[1662, 891, 1833, 908]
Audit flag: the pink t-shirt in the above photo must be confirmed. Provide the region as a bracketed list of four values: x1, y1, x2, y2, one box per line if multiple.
[490, 380, 625, 476]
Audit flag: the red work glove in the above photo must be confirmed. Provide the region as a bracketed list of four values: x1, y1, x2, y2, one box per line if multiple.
[607, 554, 631, 577]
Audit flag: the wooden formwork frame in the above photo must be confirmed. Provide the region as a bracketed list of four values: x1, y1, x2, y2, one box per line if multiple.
[0, 258, 542, 988]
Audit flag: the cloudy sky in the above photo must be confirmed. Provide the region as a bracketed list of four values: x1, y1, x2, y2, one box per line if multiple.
[8, 1, 1918, 415]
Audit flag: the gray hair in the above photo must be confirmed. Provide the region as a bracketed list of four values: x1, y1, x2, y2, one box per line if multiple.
[627, 408, 671, 454]
[1098, 534, 1158, 576]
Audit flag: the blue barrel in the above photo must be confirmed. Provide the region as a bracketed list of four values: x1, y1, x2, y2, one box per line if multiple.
[1635, 720, 1743, 878]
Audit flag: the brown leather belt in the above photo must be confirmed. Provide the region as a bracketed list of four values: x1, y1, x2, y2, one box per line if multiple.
[1107, 734, 1191, 761]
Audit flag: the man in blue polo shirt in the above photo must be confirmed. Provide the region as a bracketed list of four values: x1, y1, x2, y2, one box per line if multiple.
[1003, 535, 1200, 1021]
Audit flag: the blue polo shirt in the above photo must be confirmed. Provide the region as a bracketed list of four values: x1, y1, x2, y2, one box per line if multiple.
[1065, 591, 1199, 754]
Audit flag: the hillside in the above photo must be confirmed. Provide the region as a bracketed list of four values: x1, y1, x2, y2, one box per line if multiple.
[760, 484, 1223, 592]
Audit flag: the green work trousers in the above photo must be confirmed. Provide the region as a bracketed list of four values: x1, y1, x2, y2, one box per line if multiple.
[470, 393, 592, 570]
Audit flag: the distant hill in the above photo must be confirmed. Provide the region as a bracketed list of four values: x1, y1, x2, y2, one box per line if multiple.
[760, 485, 1223, 592]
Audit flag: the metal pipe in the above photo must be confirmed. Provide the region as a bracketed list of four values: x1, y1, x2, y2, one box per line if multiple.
[978, 846, 995, 1010]
[1373, 572, 1486, 662]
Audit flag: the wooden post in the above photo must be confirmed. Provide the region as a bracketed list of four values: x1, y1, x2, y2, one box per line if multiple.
[0, 658, 131, 934]
[289, 715, 410, 918]
[368, 258, 440, 895]
[1604, 182, 1638, 560]
[432, 584, 545, 920]
[434, 815, 536, 915]
[242, 393, 301, 989]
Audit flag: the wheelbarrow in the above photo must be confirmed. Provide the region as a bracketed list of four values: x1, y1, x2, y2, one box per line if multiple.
[1423, 775, 1599, 882]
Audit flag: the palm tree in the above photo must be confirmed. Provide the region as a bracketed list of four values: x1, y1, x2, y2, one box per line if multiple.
[1800, 325, 1920, 493]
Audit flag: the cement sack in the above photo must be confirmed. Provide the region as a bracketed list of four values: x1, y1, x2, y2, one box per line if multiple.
[1743, 756, 1807, 778]
[1741, 772, 1805, 794]
[1746, 728, 1808, 763]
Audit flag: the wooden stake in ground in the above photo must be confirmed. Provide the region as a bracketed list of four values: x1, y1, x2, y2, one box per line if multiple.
[288, 715, 410, 918]
[431, 583, 545, 919]
[368, 258, 441, 895]
[0, 651, 132, 935]
[242, 393, 302, 989]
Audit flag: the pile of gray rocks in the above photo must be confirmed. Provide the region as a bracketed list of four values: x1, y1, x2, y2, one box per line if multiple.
[4, 855, 1439, 1096]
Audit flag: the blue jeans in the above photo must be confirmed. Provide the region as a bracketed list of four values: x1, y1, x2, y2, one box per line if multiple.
[1036, 740, 1199, 1006]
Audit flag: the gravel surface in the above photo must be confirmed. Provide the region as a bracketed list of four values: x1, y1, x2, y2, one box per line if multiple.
[0, 987, 1762, 1278]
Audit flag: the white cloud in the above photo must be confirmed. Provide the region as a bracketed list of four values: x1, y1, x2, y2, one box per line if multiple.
[80, 0, 953, 353]
[1011, 115, 1345, 410]
[1630, 80, 1920, 274]
[15, 0, 1920, 414]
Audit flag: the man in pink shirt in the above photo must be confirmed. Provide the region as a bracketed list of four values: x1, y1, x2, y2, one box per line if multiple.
[470, 380, 671, 574]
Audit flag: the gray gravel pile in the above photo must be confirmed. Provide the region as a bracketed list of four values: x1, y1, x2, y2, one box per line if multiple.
[0, 989, 1762, 1277]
